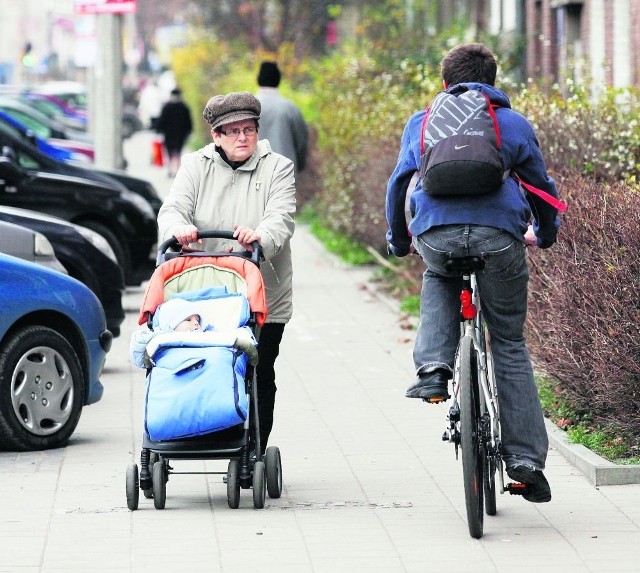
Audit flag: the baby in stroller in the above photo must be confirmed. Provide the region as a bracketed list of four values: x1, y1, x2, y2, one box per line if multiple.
[130, 297, 212, 368]
[130, 286, 259, 442]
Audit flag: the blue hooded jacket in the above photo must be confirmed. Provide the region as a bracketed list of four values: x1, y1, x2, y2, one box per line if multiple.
[385, 83, 561, 256]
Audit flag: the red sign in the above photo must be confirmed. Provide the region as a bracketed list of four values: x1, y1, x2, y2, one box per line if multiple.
[74, 0, 137, 14]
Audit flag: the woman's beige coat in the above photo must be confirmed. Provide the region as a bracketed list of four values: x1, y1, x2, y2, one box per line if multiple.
[157, 139, 296, 323]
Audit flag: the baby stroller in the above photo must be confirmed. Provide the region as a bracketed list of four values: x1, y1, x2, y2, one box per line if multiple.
[125, 230, 283, 510]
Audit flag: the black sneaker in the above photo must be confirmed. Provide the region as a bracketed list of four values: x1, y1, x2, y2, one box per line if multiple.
[405, 369, 450, 402]
[507, 465, 552, 503]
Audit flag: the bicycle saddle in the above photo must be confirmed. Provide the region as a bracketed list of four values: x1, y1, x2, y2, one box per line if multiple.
[443, 256, 485, 274]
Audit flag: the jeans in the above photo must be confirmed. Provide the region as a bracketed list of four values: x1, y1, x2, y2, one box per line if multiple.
[255, 322, 285, 455]
[413, 225, 549, 470]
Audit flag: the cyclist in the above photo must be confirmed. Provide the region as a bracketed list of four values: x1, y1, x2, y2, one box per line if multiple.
[385, 43, 561, 503]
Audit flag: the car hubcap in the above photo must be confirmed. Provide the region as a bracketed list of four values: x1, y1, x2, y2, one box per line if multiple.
[11, 346, 74, 435]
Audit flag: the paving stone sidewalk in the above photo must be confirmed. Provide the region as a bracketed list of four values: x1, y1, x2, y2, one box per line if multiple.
[0, 131, 639, 572]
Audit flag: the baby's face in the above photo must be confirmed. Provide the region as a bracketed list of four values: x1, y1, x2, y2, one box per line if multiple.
[175, 314, 201, 332]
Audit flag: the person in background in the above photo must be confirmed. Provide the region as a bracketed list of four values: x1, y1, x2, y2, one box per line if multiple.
[156, 87, 193, 178]
[138, 77, 164, 130]
[255, 61, 308, 175]
[157, 91, 296, 457]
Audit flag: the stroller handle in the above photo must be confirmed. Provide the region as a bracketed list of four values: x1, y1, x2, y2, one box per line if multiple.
[157, 230, 261, 266]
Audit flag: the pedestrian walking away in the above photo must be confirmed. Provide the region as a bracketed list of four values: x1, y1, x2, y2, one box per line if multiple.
[157, 90, 296, 457]
[156, 87, 193, 178]
[137, 77, 164, 130]
[385, 42, 563, 504]
[256, 61, 308, 174]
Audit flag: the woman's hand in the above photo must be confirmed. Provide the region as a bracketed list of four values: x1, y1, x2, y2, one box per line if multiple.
[524, 224, 537, 247]
[233, 224, 261, 251]
[171, 224, 201, 246]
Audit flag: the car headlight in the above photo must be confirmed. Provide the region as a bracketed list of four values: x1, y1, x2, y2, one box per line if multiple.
[34, 232, 55, 257]
[123, 190, 156, 220]
[74, 225, 118, 263]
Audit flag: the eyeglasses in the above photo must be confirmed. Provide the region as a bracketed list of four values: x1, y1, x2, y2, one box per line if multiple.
[219, 126, 258, 138]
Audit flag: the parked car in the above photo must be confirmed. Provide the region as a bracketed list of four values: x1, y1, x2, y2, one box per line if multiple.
[0, 109, 87, 163]
[0, 111, 161, 212]
[0, 95, 94, 161]
[33, 81, 142, 139]
[0, 253, 112, 451]
[0, 220, 66, 274]
[0, 129, 157, 285]
[94, 167, 162, 215]
[0, 206, 125, 337]
[19, 92, 87, 132]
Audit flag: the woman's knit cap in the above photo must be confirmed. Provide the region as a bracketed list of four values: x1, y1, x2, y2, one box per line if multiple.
[257, 61, 281, 87]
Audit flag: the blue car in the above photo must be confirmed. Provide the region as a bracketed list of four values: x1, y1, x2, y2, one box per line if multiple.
[0, 253, 112, 451]
[0, 109, 82, 163]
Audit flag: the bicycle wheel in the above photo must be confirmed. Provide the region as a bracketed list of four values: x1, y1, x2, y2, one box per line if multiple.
[459, 336, 484, 539]
[482, 397, 497, 516]
[478, 322, 497, 517]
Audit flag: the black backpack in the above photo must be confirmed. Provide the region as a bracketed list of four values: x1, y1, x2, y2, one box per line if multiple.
[419, 89, 507, 197]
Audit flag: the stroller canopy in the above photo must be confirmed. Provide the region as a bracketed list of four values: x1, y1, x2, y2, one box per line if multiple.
[139, 255, 268, 327]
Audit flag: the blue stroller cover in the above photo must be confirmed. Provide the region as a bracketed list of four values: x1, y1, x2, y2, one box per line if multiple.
[142, 289, 255, 441]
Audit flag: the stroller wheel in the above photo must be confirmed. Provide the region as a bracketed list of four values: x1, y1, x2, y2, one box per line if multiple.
[253, 461, 266, 509]
[227, 459, 240, 509]
[125, 464, 139, 511]
[143, 452, 158, 498]
[265, 446, 282, 499]
[152, 461, 166, 509]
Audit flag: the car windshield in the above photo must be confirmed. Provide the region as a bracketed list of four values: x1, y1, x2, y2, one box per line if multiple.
[0, 118, 23, 140]
[0, 108, 50, 139]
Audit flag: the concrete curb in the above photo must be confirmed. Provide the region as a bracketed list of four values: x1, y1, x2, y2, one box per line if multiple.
[545, 419, 640, 486]
[350, 249, 640, 488]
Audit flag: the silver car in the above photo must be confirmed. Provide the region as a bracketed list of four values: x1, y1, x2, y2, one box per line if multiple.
[0, 220, 67, 274]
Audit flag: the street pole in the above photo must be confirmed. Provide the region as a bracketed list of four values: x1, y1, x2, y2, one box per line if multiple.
[93, 13, 123, 170]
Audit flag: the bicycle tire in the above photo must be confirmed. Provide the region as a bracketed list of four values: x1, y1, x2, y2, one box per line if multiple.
[478, 321, 497, 517]
[459, 336, 484, 539]
[483, 406, 497, 516]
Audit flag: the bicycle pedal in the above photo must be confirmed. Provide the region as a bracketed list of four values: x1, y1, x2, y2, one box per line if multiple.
[422, 396, 446, 404]
[505, 482, 529, 496]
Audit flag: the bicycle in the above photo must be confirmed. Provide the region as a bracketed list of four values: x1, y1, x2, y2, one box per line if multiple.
[440, 255, 529, 539]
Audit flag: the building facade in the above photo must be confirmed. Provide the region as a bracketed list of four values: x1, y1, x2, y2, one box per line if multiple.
[524, 0, 640, 91]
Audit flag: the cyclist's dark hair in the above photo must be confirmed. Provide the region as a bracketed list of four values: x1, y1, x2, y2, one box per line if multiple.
[441, 43, 497, 87]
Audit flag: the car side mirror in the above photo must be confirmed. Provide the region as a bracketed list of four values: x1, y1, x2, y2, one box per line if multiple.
[0, 155, 26, 183]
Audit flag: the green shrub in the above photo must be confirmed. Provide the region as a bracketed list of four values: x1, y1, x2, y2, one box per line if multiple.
[512, 81, 640, 184]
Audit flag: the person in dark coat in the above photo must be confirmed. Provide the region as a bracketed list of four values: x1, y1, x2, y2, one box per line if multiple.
[156, 87, 193, 177]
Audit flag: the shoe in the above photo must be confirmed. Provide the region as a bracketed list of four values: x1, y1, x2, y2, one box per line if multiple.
[406, 369, 450, 402]
[506, 465, 552, 503]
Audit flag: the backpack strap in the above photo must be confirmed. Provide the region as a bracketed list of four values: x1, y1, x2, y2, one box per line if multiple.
[419, 107, 430, 155]
[514, 173, 568, 212]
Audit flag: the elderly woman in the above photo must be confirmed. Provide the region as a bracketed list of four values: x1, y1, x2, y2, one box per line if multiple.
[157, 91, 296, 456]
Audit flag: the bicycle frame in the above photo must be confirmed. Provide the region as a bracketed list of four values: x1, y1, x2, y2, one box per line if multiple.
[445, 268, 505, 494]
[466, 271, 505, 493]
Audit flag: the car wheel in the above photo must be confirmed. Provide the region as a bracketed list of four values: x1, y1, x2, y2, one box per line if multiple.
[76, 220, 132, 285]
[0, 325, 85, 451]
